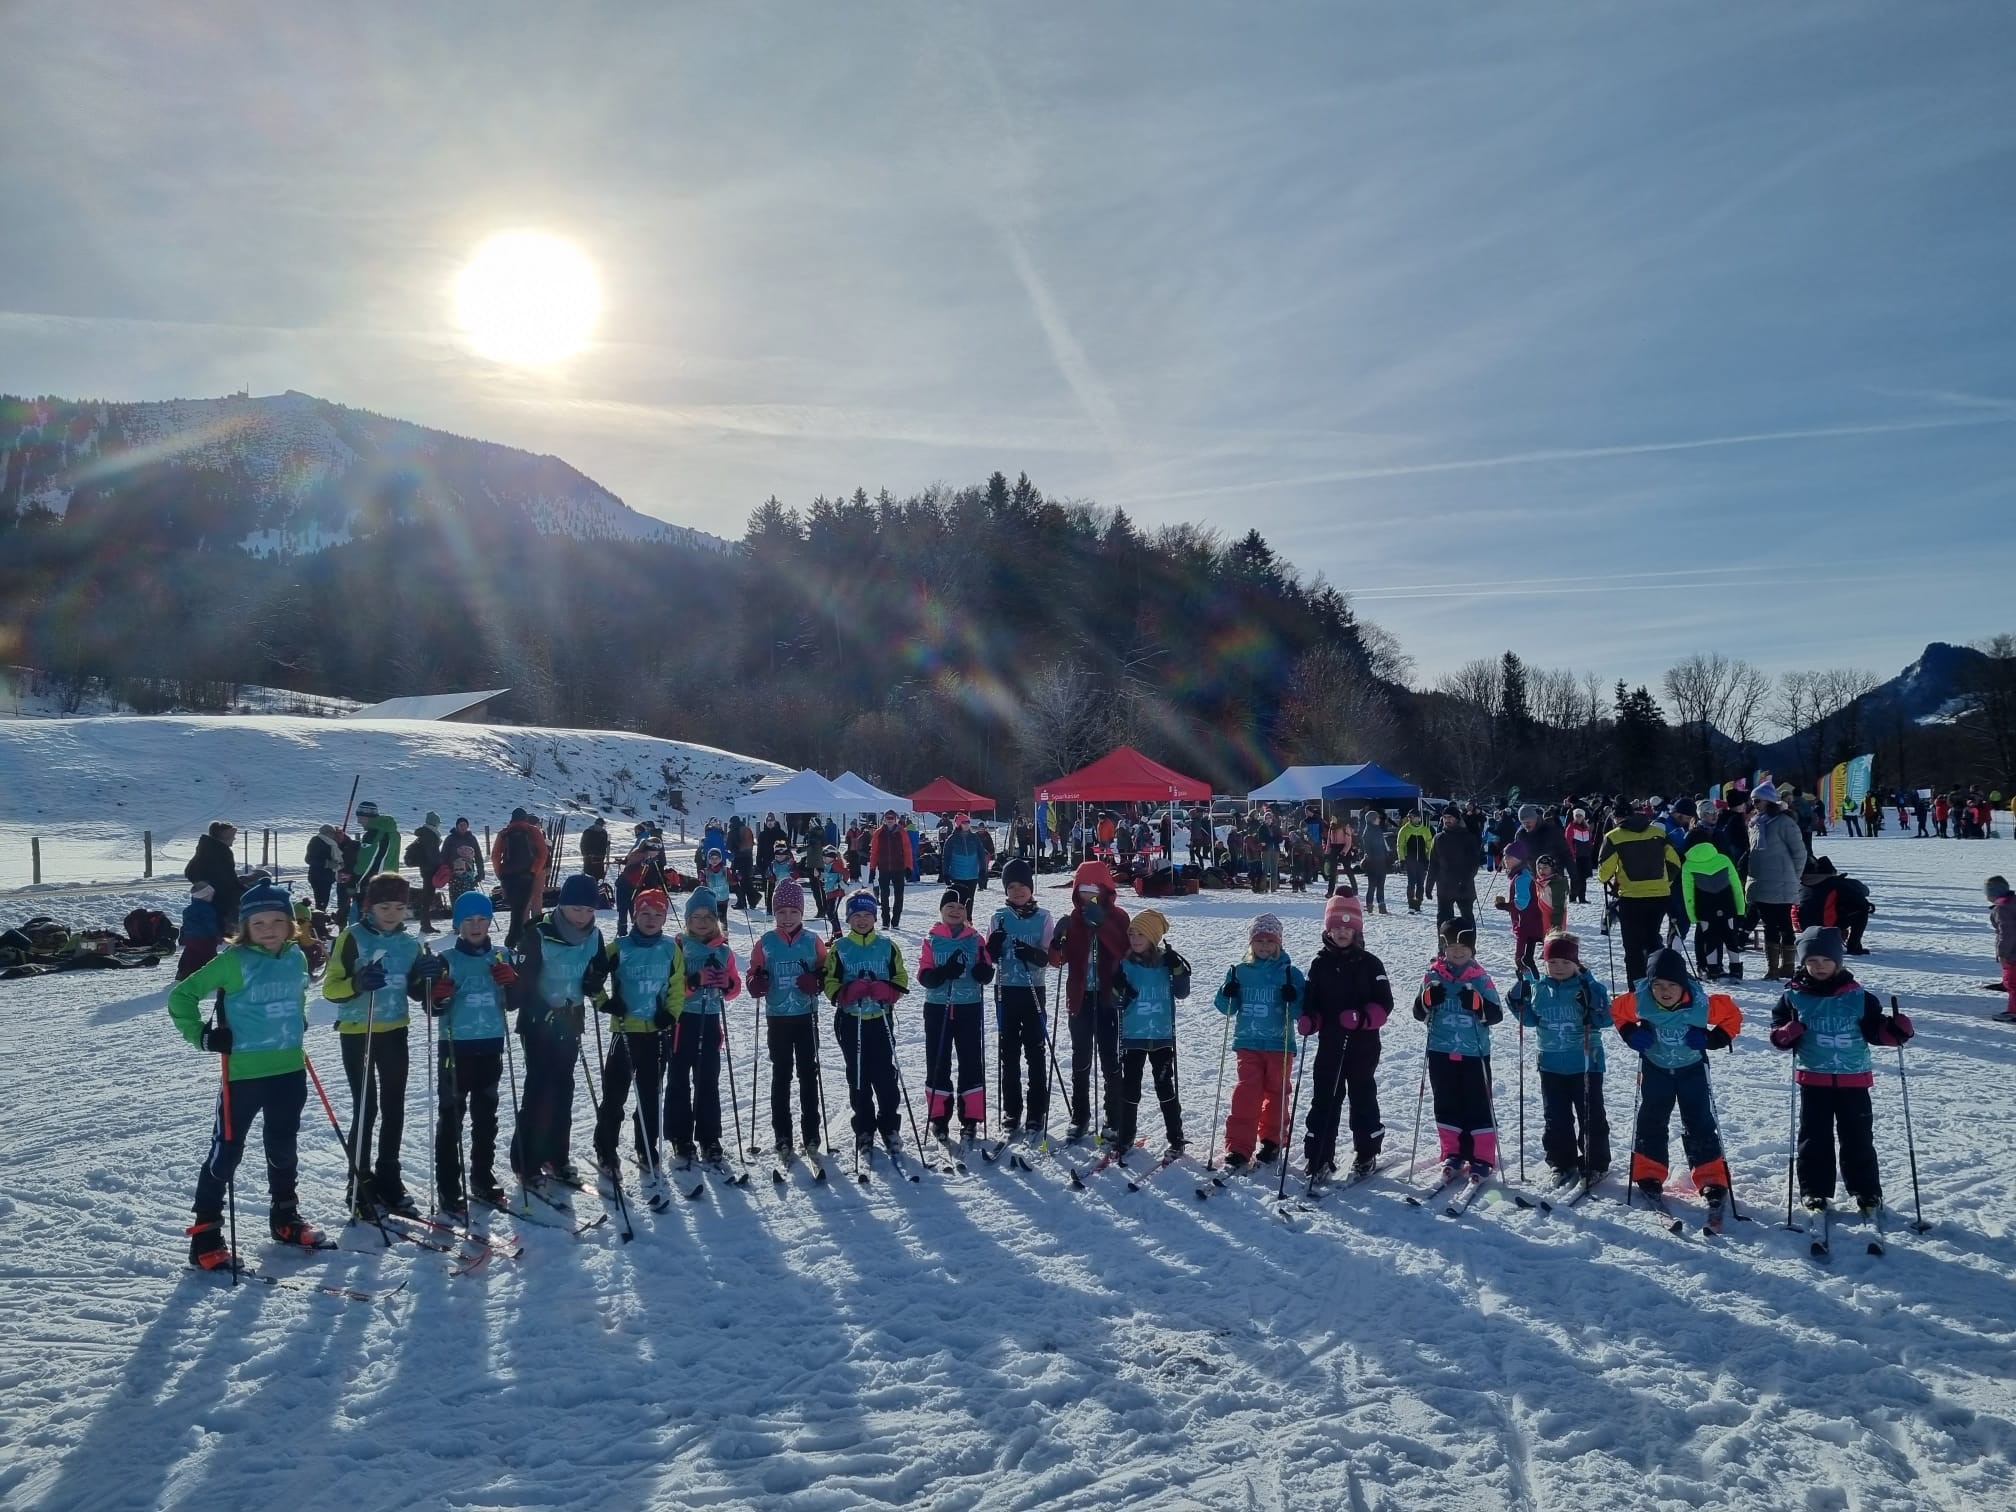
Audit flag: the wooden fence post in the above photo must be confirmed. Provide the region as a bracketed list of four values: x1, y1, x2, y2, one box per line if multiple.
[31, 837, 40, 885]
[144, 830, 153, 878]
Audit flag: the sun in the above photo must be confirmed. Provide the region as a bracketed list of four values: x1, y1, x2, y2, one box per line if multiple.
[452, 231, 600, 364]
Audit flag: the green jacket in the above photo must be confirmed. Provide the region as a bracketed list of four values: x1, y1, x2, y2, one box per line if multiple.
[168, 942, 310, 1081]
[1680, 842, 1747, 923]
[1395, 820, 1435, 865]
[357, 813, 402, 878]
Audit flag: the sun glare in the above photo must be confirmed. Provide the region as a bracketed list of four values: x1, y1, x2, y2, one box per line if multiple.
[453, 231, 600, 364]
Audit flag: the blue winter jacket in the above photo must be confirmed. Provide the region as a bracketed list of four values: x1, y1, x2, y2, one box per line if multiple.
[1506, 968, 1607, 1074]
[1214, 954, 1306, 1054]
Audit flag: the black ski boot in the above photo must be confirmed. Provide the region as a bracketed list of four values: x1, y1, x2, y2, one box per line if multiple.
[1257, 1140, 1281, 1166]
[186, 1216, 234, 1271]
[269, 1203, 328, 1249]
[1223, 1150, 1250, 1171]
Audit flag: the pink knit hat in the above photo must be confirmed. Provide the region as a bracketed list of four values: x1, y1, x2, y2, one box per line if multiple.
[1249, 913, 1284, 941]
[1323, 893, 1363, 936]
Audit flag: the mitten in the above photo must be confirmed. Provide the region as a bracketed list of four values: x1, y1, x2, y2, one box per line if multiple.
[1296, 1014, 1316, 1037]
[747, 967, 772, 998]
[489, 958, 518, 986]
[794, 971, 821, 995]
[972, 959, 995, 985]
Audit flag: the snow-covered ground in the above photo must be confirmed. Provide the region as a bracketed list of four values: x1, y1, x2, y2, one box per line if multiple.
[2, 831, 2013, 1511]
[0, 715, 789, 889]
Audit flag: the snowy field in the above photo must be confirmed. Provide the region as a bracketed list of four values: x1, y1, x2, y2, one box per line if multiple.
[2, 830, 2014, 1511]
[0, 716, 788, 889]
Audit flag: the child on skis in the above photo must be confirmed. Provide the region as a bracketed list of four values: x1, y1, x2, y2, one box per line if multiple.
[818, 848, 849, 934]
[701, 848, 734, 917]
[510, 873, 610, 1200]
[1111, 908, 1189, 1159]
[1213, 913, 1307, 1170]
[426, 890, 522, 1216]
[1412, 920, 1504, 1180]
[1681, 831, 1747, 980]
[1609, 946, 1742, 1214]
[322, 873, 429, 1217]
[1495, 854, 1545, 978]
[917, 889, 995, 1146]
[825, 889, 911, 1163]
[1989, 876, 2016, 1023]
[1298, 893, 1392, 1183]
[168, 881, 326, 1270]
[1049, 860, 1131, 1142]
[764, 840, 796, 914]
[747, 880, 828, 1164]
[1535, 853, 1568, 937]
[590, 886, 684, 1200]
[1506, 931, 1611, 1188]
[986, 859, 1055, 1139]
[664, 887, 742, 1166]
[1768, 926, 1913, 1222]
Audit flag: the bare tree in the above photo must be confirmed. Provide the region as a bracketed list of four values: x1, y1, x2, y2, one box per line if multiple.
[1358, 619, 1415, 688]
[1434, 657, 1502, 788]
[1276, 644, 1401, 766]
[1017, 661, 1112, 784]
[1773, 667, 1882, 779]
[1664, 653, 1770, 785]
[1728, 663, 1773, 770]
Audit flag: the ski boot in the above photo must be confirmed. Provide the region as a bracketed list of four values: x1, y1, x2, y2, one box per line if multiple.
[960, 1120, 980, 1143]
[472, 1174, 507, 1207]
[380, 1186, 421, 1219]
[269, 1203, 329, 1249]
[597, 1161, 623, 1197]
[1348, 1153, 1377, 1181]
[929, 1117, 950, 1141]
[1223, 1150, 1250, 1171]
[186, 1216, 235, 1271]
[701, 1142, 726, 1166]
[1637, 1177, 1664, 1201]
[1256, 1140, 1281, 1166]
[1726, 958, 1744, 981]
[554, 1160, 584, 1185]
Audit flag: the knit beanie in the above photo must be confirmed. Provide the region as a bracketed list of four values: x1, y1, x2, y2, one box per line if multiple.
[846, 890, 878, 921]
[685, 887, 719, 920]
[238, 881, 293, 924]
[558, 874, 600, 910]
[424, 811, 441, 829]
[771, 879, 804, 914]
[1646, 946, 1692, 986]
[940, 888, 964, 912]
[1542, 931, 1580, 963]
[451, 891, 493, 926]
[631, 887, 671, 917]
[1796, 926, 1845, 969]
[1250, 913, 1283, 941]
[1002, 858, 1034, 890]
[1323, 893, 1363, 937]
[1131, 909, 1169, 947]
[1439, 918, 1476, 949]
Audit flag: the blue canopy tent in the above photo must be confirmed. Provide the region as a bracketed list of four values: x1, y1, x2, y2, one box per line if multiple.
[1319, 763, 1421, 805]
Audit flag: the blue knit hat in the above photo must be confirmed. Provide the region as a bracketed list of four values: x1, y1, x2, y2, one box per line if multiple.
[685, 886, 719, 920]
[452, 890, 494, 927]
[238, 881, 293, 925]
[558, 874, 601, 910]
[846, 889, 878, 920]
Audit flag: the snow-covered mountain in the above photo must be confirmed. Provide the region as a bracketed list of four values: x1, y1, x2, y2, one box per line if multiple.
[0, 390, 726, 555]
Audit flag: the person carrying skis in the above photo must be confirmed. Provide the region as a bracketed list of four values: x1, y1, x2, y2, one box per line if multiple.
[824, 889, 911, 1160]
[987, 859, 1055, 1138]
[1111, 908, 1189, 1159]
[169, 881, 326, 1270]
[1681, 830, 1747, 980]
[1768, 926, 1913, 1221]
[589, 886, 684, 1201]
[663, 887, 742, 1166]
[1395, 810, 1434, 914]
[1412, 920, 1504, 1179]
[1610, 946, 1741, 1210]
[510, 873, 610, 1198]
[322, 872, 430, 1217]
[917, 888, 994, 1145]
[426, 890, 521, 1216]
[1214, 913, 1307, 1169]
[1049, 860, 1131, 1142]
[1506, 931, 1611, 1187]
[1298, 893, 1392, 1182]
[747, 880, 827, 1163]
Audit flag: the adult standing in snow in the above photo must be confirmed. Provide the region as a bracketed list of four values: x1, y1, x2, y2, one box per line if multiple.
[1396, 810, 1434, 914]
[870, 810, 911, 929]
[406, 812, 444, 935]
[184, 821, 244, 935]
[1565, 808, 1598, 904]
[1747, 783, 1809, 980]
[1596, 801, 1683, 988]
[1504, 803, 1569, 874]
[578, 817, 611, 881]
[1357, 811, 1393, 914]
[756, 813, 790, 877]
[1424, 807, 1483, 932]
[492, 807, 551, 949]
[305, 825, 341, 913]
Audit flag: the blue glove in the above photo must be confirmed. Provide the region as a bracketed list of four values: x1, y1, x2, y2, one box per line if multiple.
[413, 953, 447, 981]
[1684, 1025, 1711, 1050]
[1079, 902, 1105, 928]
[353, 961, 389, 992]
[1624, 1023, 1656, 1053]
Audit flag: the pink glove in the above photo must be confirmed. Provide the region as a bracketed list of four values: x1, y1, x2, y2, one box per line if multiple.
[700, 966, 729, 989]
[794, 971, 821, 994]
[1296, 1014, 1316, 1037]
[1769, 1020, 1805, 1050]
[865, 980, 902, 1006]
[1873, 1011, 1913, 1046]
[1362, 1004, 1390, 1031]
[837, 979, 873, 1007]
[1336, 1007, 1362, 1032]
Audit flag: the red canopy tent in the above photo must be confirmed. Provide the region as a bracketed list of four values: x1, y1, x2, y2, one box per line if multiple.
[908, 776, 996, 813]
[1035, 745, 1210, 805]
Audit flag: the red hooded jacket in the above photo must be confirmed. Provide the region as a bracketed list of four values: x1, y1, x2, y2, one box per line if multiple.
[1048, 860, 1131, 1014]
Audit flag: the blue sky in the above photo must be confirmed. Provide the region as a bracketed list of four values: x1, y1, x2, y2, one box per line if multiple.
[3, 2, 2012, 692]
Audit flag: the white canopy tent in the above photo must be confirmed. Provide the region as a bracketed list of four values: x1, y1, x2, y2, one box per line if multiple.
[740, 768, 855, 813]
[1247, 765, 1363, 802]
[832, 770, 912, 813]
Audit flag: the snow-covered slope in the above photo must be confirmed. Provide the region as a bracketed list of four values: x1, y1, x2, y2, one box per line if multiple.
[0, 715, 788, 888]
[0, 391, 725, 554]
[0, 833, 2012, 1510]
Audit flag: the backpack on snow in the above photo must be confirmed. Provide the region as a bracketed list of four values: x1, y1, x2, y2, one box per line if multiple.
[123, 908, 179, 950]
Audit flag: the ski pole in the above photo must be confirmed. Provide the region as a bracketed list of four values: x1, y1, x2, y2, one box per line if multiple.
[346, 950, 385, 1222]
[220, 1052, 237, 1286]
[1893, 996, 1928, 1232]
[1623, 1062, 1643, 1208]
[579, 1009, 633, 1240]
[1040, 984, 1069, 1154]
[881, 1010, 929, 1179]
[443, 1004, 466, 1216]
[1698, 1053, 1748, 1222]
[338, 774, 360, 835]
[500, 983, 528, 1214]
[423, 944, 439, 1212]
[850, 1009, 864, 1183]
[812, 1014, 834, 1157]
[1517, 1015, 1527, 1182]
[720, 1011, 750, 1181]
[1277, 1023, 1308, 1203]
[1782, 1049, 1798, 1229]
[1202, 995, 1234, 1178]
[1405, 1019, 1429, 1179]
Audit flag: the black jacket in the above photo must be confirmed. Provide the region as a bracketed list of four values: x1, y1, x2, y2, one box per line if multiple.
[183, 834, 242, 919]
[1302, 940, 1393, 1035]
[1426, 826, 1483, 900]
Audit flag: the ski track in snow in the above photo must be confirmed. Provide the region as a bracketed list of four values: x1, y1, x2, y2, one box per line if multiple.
[3, 833, 2014, 1510]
